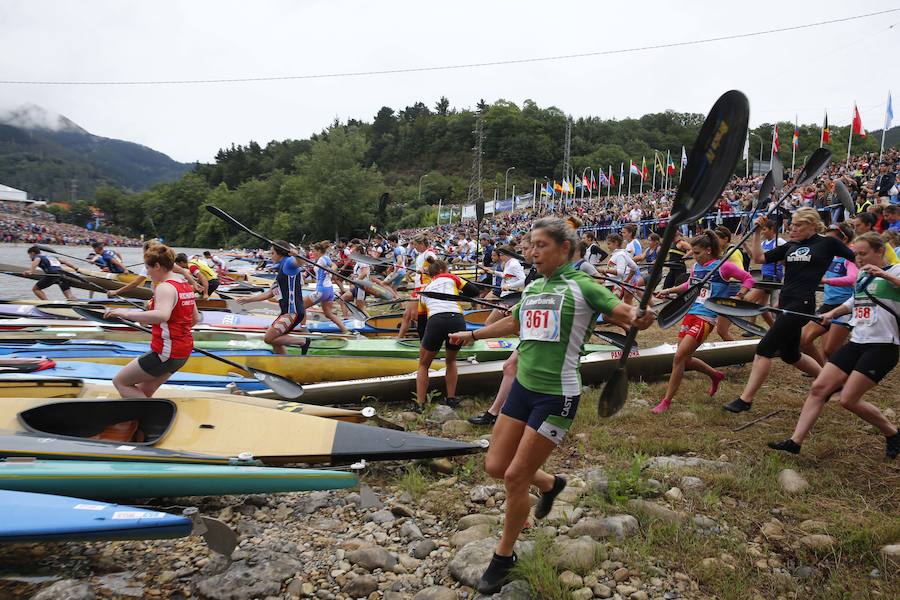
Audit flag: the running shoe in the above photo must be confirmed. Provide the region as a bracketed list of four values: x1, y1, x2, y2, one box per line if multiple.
[468, 411, 497, 426]
[886, 432, 899, 460]
[534, 475, 567, 519]
[767, 438, 801, 454]
[651, 398, 672, 414]
[723, 398, 752, 413]
[476, 552, 517, 595]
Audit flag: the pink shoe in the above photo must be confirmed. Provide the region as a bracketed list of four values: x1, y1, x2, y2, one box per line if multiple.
[709, 371, 726, 396]
[651, 398, 672, 414]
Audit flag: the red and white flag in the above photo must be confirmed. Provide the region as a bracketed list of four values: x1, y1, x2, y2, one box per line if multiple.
[852, 104, 866, 137]
[771, 125, 780, 156]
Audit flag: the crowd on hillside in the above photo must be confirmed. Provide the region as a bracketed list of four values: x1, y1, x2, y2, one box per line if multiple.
[397, 149, 900, 248]
[0, 201, 140, 246]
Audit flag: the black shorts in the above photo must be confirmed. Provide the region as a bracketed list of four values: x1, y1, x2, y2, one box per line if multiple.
[137, 352, 188, 377]
[416, 313, 428, 341]
[755, 296, 816, 364]
[817, 302, 842, 314]
[663, 266, 688, 290]
[207, 279, 220, 296]
[36, 274, 70, 291]
[420, 313, 466, 352]
[501, 379, 580, 446]
[829, 342, 899, 383]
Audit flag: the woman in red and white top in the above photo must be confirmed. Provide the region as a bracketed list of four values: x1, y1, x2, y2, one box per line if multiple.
[398, 235, 436, 340]
[105, 244, 201, 398]
[415, 259, 480, 409]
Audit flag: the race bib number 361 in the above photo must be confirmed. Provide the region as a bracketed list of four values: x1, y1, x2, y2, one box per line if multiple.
[520, 293, 564, 342]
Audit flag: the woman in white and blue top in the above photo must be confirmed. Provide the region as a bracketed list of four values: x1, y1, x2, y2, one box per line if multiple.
[306, 241, 350, 333]
[769, 232, 899, 460]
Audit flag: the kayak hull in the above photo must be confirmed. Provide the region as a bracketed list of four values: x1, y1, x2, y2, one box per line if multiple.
[0, 460, 358, 498]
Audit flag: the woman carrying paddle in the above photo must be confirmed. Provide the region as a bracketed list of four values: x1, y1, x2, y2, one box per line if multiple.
[723, 208, 856, 413]
[397, 235, 436, 339]
[602, 233, 640, 303]
[236, 240, 310, 354]
[768, 232, 899, 459]
[652, 230, 754, 414]
[798, 223, 857, 365]
[104, 244, 200, 397]
[711, 225, 747, 342]
[415, 260, 481, 409]
[448, 217, 654, 594]
[306, 241, 350, 334]
[662, 229, 691, 289]
[742, 220, 785, 328]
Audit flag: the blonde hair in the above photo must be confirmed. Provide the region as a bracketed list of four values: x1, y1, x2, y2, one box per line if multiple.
[791, 207, 824, 233]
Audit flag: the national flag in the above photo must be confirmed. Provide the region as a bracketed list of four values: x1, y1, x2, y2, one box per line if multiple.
[792, 125, 799, 149]
[655, 153, 665, 174]
[597, 171, 609, 187]
[540, 184, 551, 197]
[563, 178, 572, 193]
[680, 145, 688, 167]
[642, 163, 649, 179]
[822, 112, 830, 145]
[583, 175, 591, 189]
[666, 155, 676, 174]
[629, 162, 641, 178]
[852, 104, 866, 137]
[885, 92, 893, 130]
[772, 125, 780, 155]
[553, 181, 563, 194]
[589, 172, 596, 190]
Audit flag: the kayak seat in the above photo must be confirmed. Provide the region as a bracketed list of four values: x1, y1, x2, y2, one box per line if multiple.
[18, 399, 176, 445]
[88, 419, 146, 443]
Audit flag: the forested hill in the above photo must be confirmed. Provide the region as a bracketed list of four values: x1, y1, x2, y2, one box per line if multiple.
[0, 105, 191, 201]
[89, 98, 892, 247]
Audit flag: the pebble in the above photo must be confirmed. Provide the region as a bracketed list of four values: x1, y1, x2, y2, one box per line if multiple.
[442, 420, 472, 435]
[569, 515, 639, 540]
[593, 582, 613, 598]
[400, 521, 424, 541]
[664, 487, 684, 502]
[777, 469, 809, 493]
[552, 536, 604, 574]
[450, 524, 491, 547]
[679, 476, 705, 494]
[411, 539, 438, 559]
[343, 574, 379, 597]
[559, 570, 583, 588]
[799, 534, 835, 551]
[571, 587, 593, 600]
[347, 546, 399, 571]
[429, 458, 455, 474]
[458, 514, 498, 529]
[880, 543, 900, 565]
[645, 455, 732, 472]
[798, 519, 828, 534]
[413, 586, 458, 600]
[626, 499, 687, 524]
[31, 580, 95, 600]
[429, 404, 460, 423]
[369, 509, 396, 524]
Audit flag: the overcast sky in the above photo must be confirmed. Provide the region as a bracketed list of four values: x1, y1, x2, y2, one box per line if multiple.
[1, 0, 897, 163]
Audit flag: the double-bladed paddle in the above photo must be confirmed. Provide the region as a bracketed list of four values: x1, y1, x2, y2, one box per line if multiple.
[35, 243, 132, 274]
[703, 297, 851, 329]
[417, 290, 630, 349]
[657, 147, 833, 330]
[597, 90, 750, 417]
[71, 306, 306, 398]
[834, 180, 855, 218]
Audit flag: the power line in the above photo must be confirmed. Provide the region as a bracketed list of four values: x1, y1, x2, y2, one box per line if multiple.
[2, 8, 899, 86]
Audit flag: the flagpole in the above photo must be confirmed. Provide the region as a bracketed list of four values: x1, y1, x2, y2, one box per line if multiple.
[531, 179, 536, 212]
[628, 161, 633, 198]
[436, 198, 442, 226]
[820, 110, 825, 148]
[846, 102, 854, 169]
[607, 165, 612, 201]
[744, 134, 749, 178]
[881, 91, 892, 163]
[639, 157, 645, 195]
[651, 152, 657, 191]
[791, 115, 797, 174]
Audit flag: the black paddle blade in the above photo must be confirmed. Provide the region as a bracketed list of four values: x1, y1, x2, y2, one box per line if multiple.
[249, 368, 304, 399]
[675, 90, 750, 223]
[591, 329, 628, 350]
[702, 297, 764, 318]
[834, 180, 855, 217]
[496, 247, 528, 263]
[794, 148, 832, 187]
[757, 169, 775, 208]
[770, 154, 784, 196]
[597, 366, 629, 417]
[657, 286, 700, 329]
[728, 316, 768, 337]
[343, 301, 369, 321]
[349, 252, 389, 266]
[34, 244, 57, 254]
[72, 306, 132, 327]
[476, 196, 485, 224]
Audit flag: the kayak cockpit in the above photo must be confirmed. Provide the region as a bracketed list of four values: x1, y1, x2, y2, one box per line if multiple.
[18, 399, 176, 445]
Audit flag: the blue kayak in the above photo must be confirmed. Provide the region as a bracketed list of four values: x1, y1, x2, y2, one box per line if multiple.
[0, 360, 265, 391]
[0, 489, 192, 542]
[0, 341, 274, 358]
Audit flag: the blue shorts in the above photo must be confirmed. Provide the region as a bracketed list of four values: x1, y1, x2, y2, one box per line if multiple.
[501, 379, 580, 446]
[310, 287, 335, 304]
[385, 269, 406, 287]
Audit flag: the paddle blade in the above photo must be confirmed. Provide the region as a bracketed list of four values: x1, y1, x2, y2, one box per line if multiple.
[349, 252, 388, 266]
[728, 316, 768, 337]
[497, 247, 528, 263]
[72, 306, 130, 326]
[34, 244, 57, 254]
[770, 154, 784, 196]
[592, 329, 628, 350]
[674, 90, 750, 223]
[834, 179, 855, 217]
[343, 300, 369, 321]
[657, 286, 699, 329]
[702, 297, 764, 318]
[476, 196, 485, 223]
[249, 368, 304, 399]
[794, 148, 832, 187]
[756, 169, 775, 208]
[597, 366, 628, 417]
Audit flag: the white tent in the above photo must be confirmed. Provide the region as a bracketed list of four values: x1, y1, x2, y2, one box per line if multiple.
[0, 184, 28, 203]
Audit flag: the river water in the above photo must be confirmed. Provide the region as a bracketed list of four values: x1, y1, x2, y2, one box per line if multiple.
[0, 243, 210, 299]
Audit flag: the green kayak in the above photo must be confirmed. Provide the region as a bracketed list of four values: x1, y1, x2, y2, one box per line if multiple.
[0, 459, 358, 498]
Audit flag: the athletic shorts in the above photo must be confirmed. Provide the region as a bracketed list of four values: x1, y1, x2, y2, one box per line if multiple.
[761, 275, 781, 304]
[207, 279, 220, 296]
[271, 312, 304, 336]
[137, 352, 188, 377]
[755, 296, 816, 364]
[309, 288, 335, 304]
[416, 313, 428, 341]
[420, 313, 466, 352]
[501, 378, 580, 446]
[385, 269, 406, 287]
[36, 275, 70, 291]
[679, 314, 714, 342]
[352, 283, 368, 302]
[829, 342, 899, 383]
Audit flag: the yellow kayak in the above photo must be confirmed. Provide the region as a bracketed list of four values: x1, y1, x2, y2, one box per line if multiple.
[59, 354, 441, 384]
[0, 378, 373, 423]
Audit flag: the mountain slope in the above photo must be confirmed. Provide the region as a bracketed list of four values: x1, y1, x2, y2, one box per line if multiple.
[0, 105, 191, 201]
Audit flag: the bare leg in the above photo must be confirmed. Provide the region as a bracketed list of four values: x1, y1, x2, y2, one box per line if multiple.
[321, 300, 349, 333]
[486, 352, 518, 415]
[715, 316, 734, 341]
[445, 348, 459, 398]
[496, 427, 558, 556]
[416, 349, 437, 406]
[738, 355, 773, 404]
[838, 372, 899, 436]
[32, 285, 48, 301]
[662, 335, 702, 402]
[397, 301, 417, 339]
[800, 321, 826, 366]
[63, 287, 77, 301]
[112, 359, 164, 398]
[789, 363, 847, 443]
[822, 326, 851, 361]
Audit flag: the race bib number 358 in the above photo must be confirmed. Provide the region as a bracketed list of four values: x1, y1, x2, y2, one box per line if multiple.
[520, 293, 564, 342]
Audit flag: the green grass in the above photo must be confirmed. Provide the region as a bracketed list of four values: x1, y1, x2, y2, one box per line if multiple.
[395, 464, 429, 501]
[510, 534, 571, 600]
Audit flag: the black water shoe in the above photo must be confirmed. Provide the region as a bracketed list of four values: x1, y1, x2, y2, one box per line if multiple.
[767, 438, 801, 455]
[476, 552, 517, 595]
[468, 411, 497, 426]
[534, 475, 567, 519]
[723, 398, 753, 413]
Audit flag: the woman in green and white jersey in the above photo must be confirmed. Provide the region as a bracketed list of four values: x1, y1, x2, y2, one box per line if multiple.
[450, 217, 655, 595]
[768, 232, 900, 460]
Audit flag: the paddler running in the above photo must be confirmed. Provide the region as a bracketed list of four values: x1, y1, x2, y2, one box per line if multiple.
[104, 244, 200, 397]
[24, 246, 77, 301]
[449, 217, 655, 594]
[305, 241, 350, 334]
[236, 240, 310, 354]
